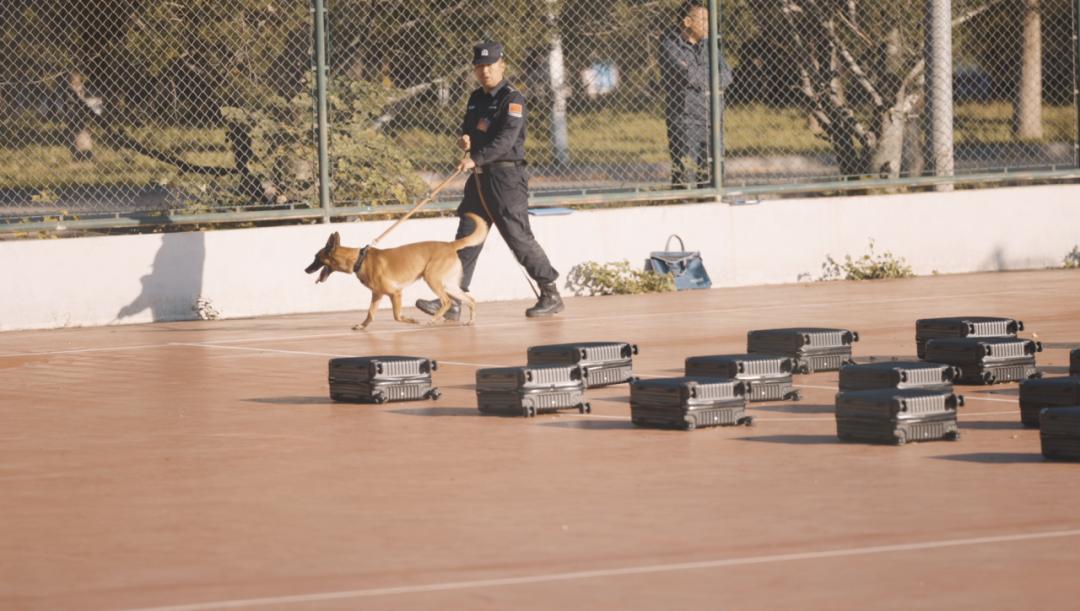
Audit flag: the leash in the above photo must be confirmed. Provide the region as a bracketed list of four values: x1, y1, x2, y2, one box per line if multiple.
[368, 161, 467, 248]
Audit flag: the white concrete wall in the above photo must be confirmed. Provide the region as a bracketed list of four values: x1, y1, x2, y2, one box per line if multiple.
[2, 183, 1078, 331]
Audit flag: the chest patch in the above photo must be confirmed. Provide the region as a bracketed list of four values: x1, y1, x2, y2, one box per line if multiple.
[476, 118, 491, 133]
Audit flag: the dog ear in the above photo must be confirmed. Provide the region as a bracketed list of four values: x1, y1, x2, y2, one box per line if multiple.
[331, 232, 341, 248]
[324, 233, 339, 250]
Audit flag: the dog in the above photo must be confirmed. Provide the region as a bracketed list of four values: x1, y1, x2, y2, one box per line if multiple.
[305, 212, 487, 330]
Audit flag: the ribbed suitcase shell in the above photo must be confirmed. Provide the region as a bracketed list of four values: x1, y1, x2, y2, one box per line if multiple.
[835, 388, 961, 445]
[1040, 406, 1080, 461]
[1072, 349, 1080, 376]
[915, 316, 1023, 359]
[838, 361, 957, 391]
[475, 365, 588, 417]
[747, 327, 858, 373]
[954, 362, 1041, 385]
[328, 356, 439, 403]
[630, 377, 751, 430]
[526, 341, 638, 388]
[923, 337, 1041, 366]
[1019, 377, 1080, 428]
[684, 354, 800, 402]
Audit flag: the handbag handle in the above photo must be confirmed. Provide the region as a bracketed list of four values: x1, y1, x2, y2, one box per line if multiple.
[664, 234, 686, 252]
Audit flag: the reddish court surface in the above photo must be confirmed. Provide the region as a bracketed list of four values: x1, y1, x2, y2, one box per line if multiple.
[2, 269, 1080, 611]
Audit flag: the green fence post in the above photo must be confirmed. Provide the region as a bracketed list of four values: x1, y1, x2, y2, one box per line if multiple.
[314, 0, 332, 222]
[708, 0, 724, 202]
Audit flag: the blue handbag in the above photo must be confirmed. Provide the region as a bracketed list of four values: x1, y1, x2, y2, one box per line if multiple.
[644, 234, 712, 291]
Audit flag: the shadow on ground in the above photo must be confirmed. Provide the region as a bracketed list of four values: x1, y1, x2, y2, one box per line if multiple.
[933, 452, 1044, 464]
[752, 402, 834, 414]
[737, 434, 839, 445]
[960, 420, 1028, 430]
[538, 419, 637, 430]
[246, 396, 335, 405]
[388, 406, 479, 417]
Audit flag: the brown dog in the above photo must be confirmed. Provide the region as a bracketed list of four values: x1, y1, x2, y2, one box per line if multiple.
[305, 212, 487, 330]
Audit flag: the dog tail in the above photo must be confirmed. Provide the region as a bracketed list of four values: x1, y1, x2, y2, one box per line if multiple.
[451, 212, 489, 251]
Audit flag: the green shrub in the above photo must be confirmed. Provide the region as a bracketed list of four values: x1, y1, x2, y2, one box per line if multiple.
[565, 260, 675, 296]
[1064, 246, 1080, 269]
[821, 240, 914, 281]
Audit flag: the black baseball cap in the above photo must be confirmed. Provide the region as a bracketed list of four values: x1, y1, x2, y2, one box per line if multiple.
[473, 42, 503, 65]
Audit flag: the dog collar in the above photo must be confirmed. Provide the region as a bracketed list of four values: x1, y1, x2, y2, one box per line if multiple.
[352, 246, 370, 273]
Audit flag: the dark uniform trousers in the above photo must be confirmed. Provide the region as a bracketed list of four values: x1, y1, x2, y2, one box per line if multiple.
[667, 121, 711, 188]
[454, 164, 559, 292]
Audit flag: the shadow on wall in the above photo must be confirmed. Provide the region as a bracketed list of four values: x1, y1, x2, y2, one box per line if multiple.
[116, 232, 206, 322]
[982, 246, 1007, 271]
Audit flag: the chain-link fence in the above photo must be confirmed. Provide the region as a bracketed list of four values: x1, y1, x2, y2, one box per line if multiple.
[1, 0, 1077, 232]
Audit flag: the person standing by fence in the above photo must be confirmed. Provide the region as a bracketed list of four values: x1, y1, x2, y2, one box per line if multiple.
[658, 1, 732, 189]
[415, 41, 564, 320]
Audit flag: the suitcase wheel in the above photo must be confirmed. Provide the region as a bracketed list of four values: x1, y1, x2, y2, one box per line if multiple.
[944, 430, 959, 441]
[683, 418, 697, 431]
[578, 402, 591, 414]
[738, 416, 755, 427]
[523, 405, 537, 418]
[373, 393, 388, 404]
[894, 431, 908, 446]
[788, 389, 802, 402]
[428, 388, 442, 401]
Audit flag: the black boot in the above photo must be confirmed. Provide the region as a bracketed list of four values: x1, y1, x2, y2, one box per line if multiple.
[525, 282, 564, 318]
[415, 297, 460, 321]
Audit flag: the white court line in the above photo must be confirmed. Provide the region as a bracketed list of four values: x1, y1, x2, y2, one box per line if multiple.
[794, 384, 841, 391]
[0, 286, 1048, 355]
[962, 395, 1019, 404]
[168, 343, 348, 359]
[194, 288, 1036, 346]
[795, 383, 1020, 405]
[439, 360, 506, 369]
[0, 344, 164, 358]
[119, 527, 1080, 611]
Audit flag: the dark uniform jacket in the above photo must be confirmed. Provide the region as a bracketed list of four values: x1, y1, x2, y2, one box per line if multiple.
[462, 80, 526, 166]
[658, 30, 733, 128]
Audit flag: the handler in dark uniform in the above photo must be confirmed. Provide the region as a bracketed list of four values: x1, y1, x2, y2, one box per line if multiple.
[659, 1, 732, 188]
[416, 41, 563, 319]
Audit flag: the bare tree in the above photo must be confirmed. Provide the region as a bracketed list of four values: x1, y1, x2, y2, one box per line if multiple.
[773, 0, 1005, 179]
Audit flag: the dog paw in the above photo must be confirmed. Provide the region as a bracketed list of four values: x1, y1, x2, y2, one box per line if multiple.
[424, 318, 444, 326]
[351, 324, 369, 332]
[462, 319, 476, 326]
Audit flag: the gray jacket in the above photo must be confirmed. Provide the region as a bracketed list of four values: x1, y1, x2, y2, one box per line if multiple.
[659, 30, 732, 127]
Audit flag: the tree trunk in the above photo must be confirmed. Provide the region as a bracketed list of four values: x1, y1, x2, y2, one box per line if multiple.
[1013, 0, 1043, 139]
[68, 72, 95, 161]
[546, 0, 570, 168]
[872, 108, 906, 178]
